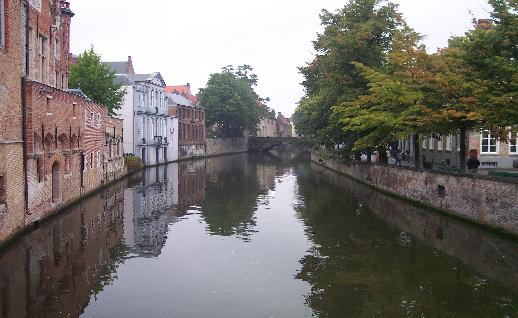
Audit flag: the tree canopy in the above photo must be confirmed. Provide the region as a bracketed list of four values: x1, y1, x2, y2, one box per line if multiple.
[294, 0, 403, 147]
[199, 65, 273, 137]
[294, 0, 518, 169]
[69, 47, 125, 116]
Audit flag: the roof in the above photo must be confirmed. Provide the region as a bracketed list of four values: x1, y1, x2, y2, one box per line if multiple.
[65, 89, 91, 101]
[114, 72, 166, 87]
[166, 93, 193, 107]
[165, 85, 191, 96]
[104, 62, 132, 74]
[103, 56, 135, 75]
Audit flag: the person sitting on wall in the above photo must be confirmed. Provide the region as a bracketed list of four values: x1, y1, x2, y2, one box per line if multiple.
[466, 149, 480, 174]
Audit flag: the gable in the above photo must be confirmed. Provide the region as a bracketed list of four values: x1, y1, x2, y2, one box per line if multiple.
[150, 73, 166, 87]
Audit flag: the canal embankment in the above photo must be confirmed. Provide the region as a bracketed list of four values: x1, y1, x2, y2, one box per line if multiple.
[312, 151, 518, 236]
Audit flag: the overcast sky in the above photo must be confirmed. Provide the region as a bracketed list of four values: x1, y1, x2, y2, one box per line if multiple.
[70, 0, 491, 117]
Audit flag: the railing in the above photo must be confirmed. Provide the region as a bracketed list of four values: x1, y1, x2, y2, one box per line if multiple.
[153, 136, 163, 145]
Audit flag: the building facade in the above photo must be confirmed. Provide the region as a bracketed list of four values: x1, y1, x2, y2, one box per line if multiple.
[0, 0, 125, 242]
[167, 92, 206, 159]
[0, 0, 27, 242]
[276, 112, 293, 138]
[399, 131, 517, 169]
[257, 117, 277, 137]
[115, 72, 178, 165]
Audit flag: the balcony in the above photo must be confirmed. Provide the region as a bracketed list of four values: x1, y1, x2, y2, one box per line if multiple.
[153, 136, 162, 144]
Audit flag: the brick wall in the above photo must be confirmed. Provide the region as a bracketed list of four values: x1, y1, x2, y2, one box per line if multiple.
[25, 81, 110, 222]
[0, 0, 27, 243]
[312, 152, 518, 235]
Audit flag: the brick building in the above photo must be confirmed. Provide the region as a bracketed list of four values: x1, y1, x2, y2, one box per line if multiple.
[0, 0, 27, 242]
[166, 87, 206, 159]
[0, 0, 125, 242]
[276, 112, 293, 138]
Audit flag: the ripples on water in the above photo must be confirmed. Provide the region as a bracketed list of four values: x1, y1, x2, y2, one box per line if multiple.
[0, 152, 516, 318]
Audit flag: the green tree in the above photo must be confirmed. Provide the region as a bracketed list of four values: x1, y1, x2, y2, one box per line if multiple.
[69, 47, 125, 116]
[295, 0, 403, 153]
[199, 65, 266, 137]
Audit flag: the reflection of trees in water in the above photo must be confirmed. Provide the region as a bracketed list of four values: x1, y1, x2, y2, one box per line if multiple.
[294, 164, 518, 318]
[202, 156, 261, 241]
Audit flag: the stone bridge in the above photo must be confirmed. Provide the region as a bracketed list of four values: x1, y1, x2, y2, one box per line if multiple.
[249, 137, 303, 152]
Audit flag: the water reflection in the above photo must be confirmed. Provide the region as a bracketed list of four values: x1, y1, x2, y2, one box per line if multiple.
[0, 182, 126, 318]
[0, 154, 516, 318]
[294, 163, 518, 317]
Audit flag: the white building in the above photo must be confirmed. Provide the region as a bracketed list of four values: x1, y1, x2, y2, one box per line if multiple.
[115, 72, 178, 165]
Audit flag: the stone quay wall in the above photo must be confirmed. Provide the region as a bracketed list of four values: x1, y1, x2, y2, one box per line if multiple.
[312, 152, 518, 236]
[205, 137, 249, 157]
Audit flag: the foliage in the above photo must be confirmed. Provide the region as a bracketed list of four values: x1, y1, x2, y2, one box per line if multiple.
[199, 65, 270, 137]
[296, 0, 518, 169]
[124, 154, 143, 173]
[294, 0, 403, 149]
[69, 47, 126, 116]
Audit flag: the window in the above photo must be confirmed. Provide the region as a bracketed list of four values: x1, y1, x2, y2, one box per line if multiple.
[510, 131, 517, 154]
[437, 137, 443, 151]
[65, 155, 70, 172]
[38, 35, 48, 84]
[151, 91, 155, 107]
[54, 38, 60, 61]
[0, 175, 5, 205]
[429, 137, 435, 151]
[36, 158, 43, 182]
[481, 131, 498, 154]
[446, 135, 453, 151]
[0, 0, 4, 48]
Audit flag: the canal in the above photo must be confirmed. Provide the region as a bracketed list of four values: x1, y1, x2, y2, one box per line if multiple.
[0, 153, 516, 317]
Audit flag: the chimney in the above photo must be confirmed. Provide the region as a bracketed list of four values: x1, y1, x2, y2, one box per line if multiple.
[187, 83, 190, 88]
[127, 56, 135, 74]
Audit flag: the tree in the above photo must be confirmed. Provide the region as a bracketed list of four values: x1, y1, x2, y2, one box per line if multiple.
[295, 0, 403, 152]
[69, 47, 125, 116]
[199, 66, 262, 137]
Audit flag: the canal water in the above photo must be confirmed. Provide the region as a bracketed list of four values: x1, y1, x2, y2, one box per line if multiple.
[0, 153, 516, 318]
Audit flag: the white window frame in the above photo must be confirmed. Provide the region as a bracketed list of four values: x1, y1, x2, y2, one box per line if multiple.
[38, 34, 48, 84]
[0, 0, 5, 49]
[446, 135, 452, 151]
[509, 131, 518, 154]
[480, 131, 499, 154]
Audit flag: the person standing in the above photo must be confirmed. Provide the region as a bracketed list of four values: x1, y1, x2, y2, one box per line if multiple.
[394, 150, 402, 166]
[466, 149, 480, 174]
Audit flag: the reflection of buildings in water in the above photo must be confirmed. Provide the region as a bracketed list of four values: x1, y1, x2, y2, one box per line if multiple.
[0, 182, 126, 318]
[124, 164, 179, 257]
[178, 160, 206, 215]
[256, 164, 276, 192]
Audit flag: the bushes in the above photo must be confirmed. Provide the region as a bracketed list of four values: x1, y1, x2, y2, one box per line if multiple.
[124, 154, 143, 173]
